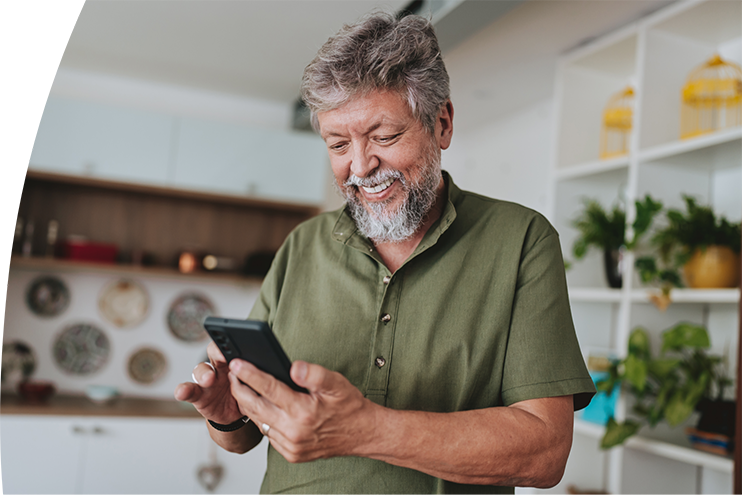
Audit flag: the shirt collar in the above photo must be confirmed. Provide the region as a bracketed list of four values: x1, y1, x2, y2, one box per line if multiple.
[331, 170, 460, 252]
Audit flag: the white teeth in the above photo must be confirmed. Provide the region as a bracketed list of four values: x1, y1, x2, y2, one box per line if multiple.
[361, 178, 395, 194]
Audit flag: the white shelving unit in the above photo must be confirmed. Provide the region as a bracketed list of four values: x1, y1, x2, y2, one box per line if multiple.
[549, 1, 741, 493]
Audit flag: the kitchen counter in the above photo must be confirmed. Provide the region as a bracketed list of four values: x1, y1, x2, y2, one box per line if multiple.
[0, 393, 202, 418]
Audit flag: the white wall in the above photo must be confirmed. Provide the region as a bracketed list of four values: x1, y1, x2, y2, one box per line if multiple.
[443, 97, 554, 216]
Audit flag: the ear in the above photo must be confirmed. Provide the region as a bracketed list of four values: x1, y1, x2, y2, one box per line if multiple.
[437, 100, 454, 150]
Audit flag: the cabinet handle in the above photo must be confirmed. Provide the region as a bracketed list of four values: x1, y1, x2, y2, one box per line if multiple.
[92, 426, 105, 435]
[72, 426, 86, 435]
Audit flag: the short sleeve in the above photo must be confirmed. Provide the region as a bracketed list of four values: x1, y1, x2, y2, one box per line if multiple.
[501, 224, 595, 411]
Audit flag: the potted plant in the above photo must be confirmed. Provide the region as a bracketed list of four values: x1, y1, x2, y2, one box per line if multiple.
[571, 195, 662, 288]
[597, 322, 733, 450]
[636, 195, 741, 291]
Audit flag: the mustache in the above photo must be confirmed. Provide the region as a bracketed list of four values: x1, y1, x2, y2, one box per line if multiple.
[343, 169, 404, 188]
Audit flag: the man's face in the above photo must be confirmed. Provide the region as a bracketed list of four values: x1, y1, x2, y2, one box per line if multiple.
[317, 90, 451, 242]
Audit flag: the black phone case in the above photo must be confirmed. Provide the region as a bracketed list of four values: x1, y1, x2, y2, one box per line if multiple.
[203, 317, 307, 393]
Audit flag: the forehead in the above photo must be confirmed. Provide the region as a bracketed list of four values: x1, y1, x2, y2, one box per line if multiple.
[317, 90, 416, 137]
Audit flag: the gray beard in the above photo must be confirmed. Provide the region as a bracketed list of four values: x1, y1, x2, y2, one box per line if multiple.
[334, 151, 442, 243]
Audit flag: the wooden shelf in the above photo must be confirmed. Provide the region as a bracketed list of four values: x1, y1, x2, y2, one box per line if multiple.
[0, 393, 202, 419]
[18, 172, 314, 271]
[10, 256, 264, 285]
[25, 169, 320, 215]
[574, 419, 734, 474]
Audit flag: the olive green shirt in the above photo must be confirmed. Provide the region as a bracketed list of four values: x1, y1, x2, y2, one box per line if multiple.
[249, 172, 595, 494]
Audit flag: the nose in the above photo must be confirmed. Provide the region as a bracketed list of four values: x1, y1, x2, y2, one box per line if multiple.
[349, 142, 378, 179]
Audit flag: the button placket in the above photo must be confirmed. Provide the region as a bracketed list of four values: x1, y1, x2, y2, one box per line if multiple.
[367, 270, 401, 398]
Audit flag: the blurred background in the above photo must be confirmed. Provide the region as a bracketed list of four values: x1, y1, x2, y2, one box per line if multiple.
[2, 0, 740, 493]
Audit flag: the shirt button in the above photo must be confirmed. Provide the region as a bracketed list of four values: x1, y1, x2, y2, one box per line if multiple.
[382, 276, 391, 285]
[381, 313, 391, 323]
[375, 357, 386, 368]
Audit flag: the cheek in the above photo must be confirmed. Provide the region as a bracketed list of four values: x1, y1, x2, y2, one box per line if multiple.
[330, 159, 349, 185]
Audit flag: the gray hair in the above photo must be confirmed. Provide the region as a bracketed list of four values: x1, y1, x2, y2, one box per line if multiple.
[301, 11, 450, 133]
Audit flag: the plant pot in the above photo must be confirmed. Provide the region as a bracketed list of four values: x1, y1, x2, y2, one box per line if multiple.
[683, 246, 740, 288]
[603, 247, 624, 289]
[695, 399, 736, 437]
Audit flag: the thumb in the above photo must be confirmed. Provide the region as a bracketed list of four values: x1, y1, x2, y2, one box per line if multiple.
[290, 361, 338, 392]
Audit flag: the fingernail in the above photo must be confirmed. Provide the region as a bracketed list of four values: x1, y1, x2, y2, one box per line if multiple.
[294, 361, 307, 381]
[229, 360, 240, 372]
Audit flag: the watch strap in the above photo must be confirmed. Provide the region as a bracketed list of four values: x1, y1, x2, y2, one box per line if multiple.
[208, 416, 249, 432]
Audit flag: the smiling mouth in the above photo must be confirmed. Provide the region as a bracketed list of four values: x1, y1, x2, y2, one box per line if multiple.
[361, 177, 395, 194]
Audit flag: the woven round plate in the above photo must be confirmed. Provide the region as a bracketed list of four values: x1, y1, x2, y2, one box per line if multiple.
[26, 276, 70, 317]
[127, 347, 167, 385]
[53, 323, 110, 375]
[99, 279, 149, 328]
[166, 293, 214, 342]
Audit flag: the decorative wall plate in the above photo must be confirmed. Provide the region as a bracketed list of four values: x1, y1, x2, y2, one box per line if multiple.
[53, 323, 110, 375]
[127, 347, 167, 384]
[26, 276, 70, 317]
[99, 279, 149, 328]
[167, 293, 214, 342]
[1, 341, 36, 385]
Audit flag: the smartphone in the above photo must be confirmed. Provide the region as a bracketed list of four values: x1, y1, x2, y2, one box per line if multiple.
[203, 317, 307, 393]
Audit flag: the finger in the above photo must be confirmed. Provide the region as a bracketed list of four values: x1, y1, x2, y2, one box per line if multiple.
[174, 381, 203, 403]
[192, 362, 217, 387]
[227, 370, 284, 427]
[206, 341, 228, 366]
[229, 359, 299, 410]
[290, 360, 343, 394]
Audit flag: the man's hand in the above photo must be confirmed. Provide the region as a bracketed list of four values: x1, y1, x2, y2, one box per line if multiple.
[174, 342, 245, 426]
[227, 358, 379, 463]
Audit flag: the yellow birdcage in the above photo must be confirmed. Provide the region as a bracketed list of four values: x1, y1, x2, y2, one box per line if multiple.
[681, 54, 742, 139]
[600, 86, 634, 160]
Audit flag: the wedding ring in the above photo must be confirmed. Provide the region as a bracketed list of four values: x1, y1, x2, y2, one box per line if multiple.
[261, 423, 271, 436]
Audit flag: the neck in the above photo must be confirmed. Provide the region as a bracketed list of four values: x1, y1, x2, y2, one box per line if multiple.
[373, 177, 447, 273]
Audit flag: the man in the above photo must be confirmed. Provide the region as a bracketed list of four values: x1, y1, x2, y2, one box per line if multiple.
[175, 12, 595, 494]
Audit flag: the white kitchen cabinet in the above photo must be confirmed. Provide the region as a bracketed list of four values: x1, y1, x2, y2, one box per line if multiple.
[0, 415, 267, 494]
[29, 97, 174, 186]
[1, 415, 85, 494]
[28, 97, 329, 206]
[547, 1, 741, 493]
[173, 117, 328, 205]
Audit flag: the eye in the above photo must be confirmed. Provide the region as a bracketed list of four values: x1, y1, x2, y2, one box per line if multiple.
[376, 133, 401, 144]
[328, 141, 349, 152]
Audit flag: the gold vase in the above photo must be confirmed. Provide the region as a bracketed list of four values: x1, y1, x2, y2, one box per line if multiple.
[683, 246, 740, 288]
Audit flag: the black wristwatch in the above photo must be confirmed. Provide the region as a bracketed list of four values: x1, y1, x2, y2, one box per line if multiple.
[208, 416, 250, 432]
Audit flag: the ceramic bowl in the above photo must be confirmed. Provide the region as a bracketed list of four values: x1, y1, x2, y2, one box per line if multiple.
[85, 385, 119, 404]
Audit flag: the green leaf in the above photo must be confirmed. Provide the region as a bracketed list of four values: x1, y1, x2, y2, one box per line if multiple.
[648, 358, 682, 380]
[601, 418, 641, 449]
[630, 195, 663, 248]
[628, 327, 651, 359]
[596, 375, 617, 394]
[661, 323, 710, 353]
[624, 354, 648, 392]
[664, 391, 695, 426]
